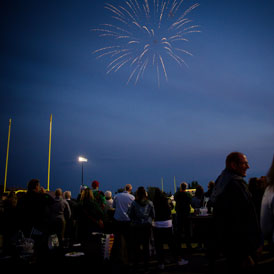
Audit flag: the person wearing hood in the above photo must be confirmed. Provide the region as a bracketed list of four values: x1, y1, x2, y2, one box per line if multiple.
[211, 152, 262, 273]
[128, 186, 155, 271]
[50, 188, 71, 244]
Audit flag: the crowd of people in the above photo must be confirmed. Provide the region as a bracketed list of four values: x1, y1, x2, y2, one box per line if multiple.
[0, 151, 274, 273]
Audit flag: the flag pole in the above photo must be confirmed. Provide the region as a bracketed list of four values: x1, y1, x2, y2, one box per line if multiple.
[4, 119, 12, 193]
[47, 114, 52, 191]
[174, 176, 176, 194]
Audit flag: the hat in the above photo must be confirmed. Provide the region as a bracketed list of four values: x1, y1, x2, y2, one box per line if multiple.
[91, 180, 99, 188]
[105, 191, 112, 198]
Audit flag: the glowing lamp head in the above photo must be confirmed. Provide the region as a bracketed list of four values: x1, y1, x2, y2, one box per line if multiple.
[78, 156, 88, 162]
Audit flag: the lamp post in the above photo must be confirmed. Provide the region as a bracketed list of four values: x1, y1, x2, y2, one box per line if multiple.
[4, 118, 11, 193]
[78, 156, 88, 186]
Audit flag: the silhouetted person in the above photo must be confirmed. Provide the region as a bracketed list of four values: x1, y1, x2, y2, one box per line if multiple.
[204, 181, 215, 214]
[211, 152, 262, 273]
[128, 186, 155, 271]
[174, 182, 193, 253]
[91, 180, 106, 209]
[64, 190, 78, 245]
[152, 187, 188, 269]
[191, 184, 204, 209]
[103, 191, 115, 233]
[77, 188, 104, 242]
[16, 179, 54, 261]
[2, 191, 18, 255]
[112, 184, 135, 265]
[77, 188, 105, 261]
[261, 154, 274, 252]
[50, 188, 71, 244]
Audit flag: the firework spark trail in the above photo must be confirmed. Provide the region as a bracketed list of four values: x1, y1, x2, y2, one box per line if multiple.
[136, 59, 149, 84]
[128, 40, 140, 44]
[159, 2, 166, 28]
[145, 0, 150, 17]
[159, 55, 168, 81]
[178, 3, 200, 21]
[143, 25, 152, 36]
[174, 0, 184, 14]
[156, 62, 160, 87]
[93, 46, 120, 54]
[131, 21, 142, 30]
[93, 0, 200, 85]
[126, 1, 138, 18]
[114, 59, 131, 72]
[170, 19, 191, 30]
[127, 65, 139, 84]
[97, 50, 122, 59]
[119, 5, 137, 22]
[139, 48, 150, 60]
[175, 48, 193, 56]
[107, 52, 131, 69]
[105, 3, 125, 19]
[101, 24, 132, 35]
[133, 0, 141, 13]
[168, 34, 189, 42]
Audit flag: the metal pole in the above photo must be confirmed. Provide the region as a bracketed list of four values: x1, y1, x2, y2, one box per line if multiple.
[174, 176, 176, 194]
[81, 162, 84, 186]
[47, 114, 52, 191]
[4, 118, 11, 193]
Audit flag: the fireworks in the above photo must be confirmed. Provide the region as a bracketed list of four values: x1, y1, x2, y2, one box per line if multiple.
[93, 0, 200, 86]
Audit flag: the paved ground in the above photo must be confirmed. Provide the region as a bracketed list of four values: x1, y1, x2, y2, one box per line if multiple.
[1, 243, 274, 273]
[109, 248, 274, 274]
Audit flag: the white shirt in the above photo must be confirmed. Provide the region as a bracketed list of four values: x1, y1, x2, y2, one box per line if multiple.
[113, 191, 135, 221]
[152, 220, 173, 228]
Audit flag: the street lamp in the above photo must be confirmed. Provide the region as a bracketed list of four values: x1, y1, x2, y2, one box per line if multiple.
[78, 156, 88, 186]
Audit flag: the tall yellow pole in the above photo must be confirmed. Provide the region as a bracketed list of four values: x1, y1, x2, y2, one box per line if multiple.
[174, 176, 176, 193]
[47, 114, 52, 191]
[4, 119, 11, 193]
[161, 177, 164, 192]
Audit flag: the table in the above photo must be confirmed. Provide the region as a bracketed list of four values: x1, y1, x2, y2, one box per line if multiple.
[189, 213, 214, 246]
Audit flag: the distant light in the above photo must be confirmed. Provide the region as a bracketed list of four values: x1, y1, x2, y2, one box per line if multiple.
[78, 156, 88, 162]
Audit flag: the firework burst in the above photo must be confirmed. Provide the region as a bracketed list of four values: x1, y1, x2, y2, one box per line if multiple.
[93, 0, 200, 86]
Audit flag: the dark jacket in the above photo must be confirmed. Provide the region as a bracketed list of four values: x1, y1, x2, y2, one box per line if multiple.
[153, 195, 173, 221]
[77, 198, 105, 241]
[212, 169, 261, 258]
[16, 191, 54, 235]
[174, 190, 192, 216]
[128, 199, 155, 225]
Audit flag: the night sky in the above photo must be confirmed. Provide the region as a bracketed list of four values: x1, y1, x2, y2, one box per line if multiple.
[1, 0, 274, 198]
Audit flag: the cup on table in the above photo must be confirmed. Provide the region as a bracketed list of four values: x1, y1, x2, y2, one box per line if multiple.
[199, 207, 207, 216]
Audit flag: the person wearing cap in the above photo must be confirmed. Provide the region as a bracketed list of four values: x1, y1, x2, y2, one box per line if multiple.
[91, 180, 106, 209]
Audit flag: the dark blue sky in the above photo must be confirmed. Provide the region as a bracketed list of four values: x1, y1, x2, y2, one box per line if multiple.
[1, 0, 274, 197]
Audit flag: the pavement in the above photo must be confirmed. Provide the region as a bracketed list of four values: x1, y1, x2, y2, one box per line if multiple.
[109, 248, 274, 274]
[1, 242, 274, 273]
